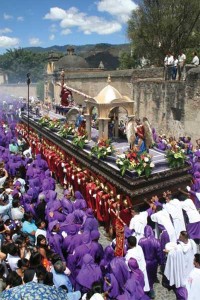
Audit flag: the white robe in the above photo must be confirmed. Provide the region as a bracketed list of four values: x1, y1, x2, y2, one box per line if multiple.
[125, 245, 150, 292]
[163, 198, 186, 239]
[164, 239, 197, 288]
[186, 268, 200, 300]
[129, 211, 148, 241]
[151, 209, 177, 243]
[180, 199, 200, 223]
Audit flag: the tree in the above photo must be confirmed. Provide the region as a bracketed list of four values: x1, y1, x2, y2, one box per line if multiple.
[119, 51, 139, 69]
[127, 0, 200, 65]
[0, 48, 48, 83]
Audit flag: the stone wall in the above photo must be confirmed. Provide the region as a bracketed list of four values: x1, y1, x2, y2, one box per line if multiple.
[0, 83, 37, 99]
[132, 67, 200, 142]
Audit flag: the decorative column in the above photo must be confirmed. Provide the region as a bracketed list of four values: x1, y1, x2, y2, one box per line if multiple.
[85, 114, 91, 141]
[98, 118, 104, 140]
[103, 118, 110, 140]
[114, 107, 119, 138]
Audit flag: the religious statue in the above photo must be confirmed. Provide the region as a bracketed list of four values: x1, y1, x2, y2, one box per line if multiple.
[126, 117, 153, 152]
[60, 87, 72, 107]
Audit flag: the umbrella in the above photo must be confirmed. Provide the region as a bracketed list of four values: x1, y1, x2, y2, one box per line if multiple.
[0, 282, 71, 300]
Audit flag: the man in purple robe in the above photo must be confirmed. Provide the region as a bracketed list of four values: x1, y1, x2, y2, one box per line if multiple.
[139, 225, 162, 299]
[47, 220, 64, 262]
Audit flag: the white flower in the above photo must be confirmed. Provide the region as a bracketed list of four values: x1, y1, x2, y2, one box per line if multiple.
[85, 139, 88, 143]
[118, 154, 126, 159]
[144, 157, 149, 162]
[103, 152, 107, 155]
[107, 147, 111, 152]
[150, 162, 155, 168]
[118, 161, 124, 165]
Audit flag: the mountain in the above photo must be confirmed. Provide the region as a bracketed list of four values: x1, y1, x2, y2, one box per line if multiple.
[25, 43, 131, 70]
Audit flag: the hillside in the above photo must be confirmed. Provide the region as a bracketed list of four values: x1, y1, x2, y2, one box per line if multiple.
[25, 43, 131, 70]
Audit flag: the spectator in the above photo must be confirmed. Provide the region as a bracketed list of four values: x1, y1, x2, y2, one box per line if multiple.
[178, 50, 186, 80]
[191, 52, 199, 66]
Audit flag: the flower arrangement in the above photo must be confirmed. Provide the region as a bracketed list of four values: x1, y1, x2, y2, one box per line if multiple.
[91, 138, 114, 159]
[166, 147, 186, 168]
[72, 129, 88, 149]
[58, 123, 75, 138]
[48, 119, 61, 131]
[38, 115, 50, 127]
[116, 148, 155, 177]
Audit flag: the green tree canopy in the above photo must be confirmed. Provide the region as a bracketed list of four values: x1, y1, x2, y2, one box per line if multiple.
[127, 0, 200, 65]
[0, 48, 48, 83]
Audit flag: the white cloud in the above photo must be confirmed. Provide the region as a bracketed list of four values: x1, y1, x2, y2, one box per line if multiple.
[0, 36, 19, 47]
[0, 28, 12, 34]
[49, 34, 55, 41]
[61, 29, 71, 35]
[44, 7, 67, 20]
[17, 16, 24, 22]
[45, 6, 121, 35]
[97, 0, 138, 23]
[3, 13, 13, 20]
[29, 38, 42, 46]
[50, 24, 57, 32]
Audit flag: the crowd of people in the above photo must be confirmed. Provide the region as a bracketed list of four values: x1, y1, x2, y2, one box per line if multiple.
[0, 100, 199, 300]
[164, 51, 199, 81]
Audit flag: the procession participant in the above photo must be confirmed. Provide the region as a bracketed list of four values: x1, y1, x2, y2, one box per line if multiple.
[99, 245, 115, 276]
[178, 188, 200, 242]
[125, 236, 150, 293]
[139, 225, 162, 299]
[186, 253, 200, 300]
[128, 258, 145, 290]
[164, 231, 197, 291]
[119, 196, 132, 226]
[85, 175, 97, 209]
[150, 197, 176, 243]
[73, 191, 87, 210]
[75, 253, 102, 294]
[129, 202, 154, 242]
[110, 256, 130, 294]
[61, 189, 74, 215]
[44, 169, 56, 191]
[81, 208, 99, 232]
[162, 191, 186, 239]
[103, 273, 120, 299]
[47, 220, 65, 262]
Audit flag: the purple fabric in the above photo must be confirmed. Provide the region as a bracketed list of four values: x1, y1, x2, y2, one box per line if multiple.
[174, 287, 188, 300]
[100, 246, 115, 275]
[82, 212, 99, 232]
[74, 191, 84, 199]
[61, 198, 74, 214]
[110, 257, 130, 293]
[128, 258, 145, 290]
[186, 221, 200, 239]
[103, 273, 120, 299]
[139, 226, 161, 289]
[117, 278, 150, 300]
[160, 230, 170, 265]
[73, 199, 87, 210]
[76, 254, 102, 291]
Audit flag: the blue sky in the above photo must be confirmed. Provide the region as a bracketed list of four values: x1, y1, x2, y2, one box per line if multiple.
[0, 0, 138, 54]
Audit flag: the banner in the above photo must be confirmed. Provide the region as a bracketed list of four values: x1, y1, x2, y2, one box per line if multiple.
[114, 218, 125, 257]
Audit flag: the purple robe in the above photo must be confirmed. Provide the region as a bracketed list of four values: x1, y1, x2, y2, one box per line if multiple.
[138, 226, 161, 290]
[103, 273, 120, 299]
[100, 246, 115, 275]
[128, 258, 145, 290]
[117, 278, 150, 300]
[82, 208, 99, 232]
[76, 254, 102, 293]
[110, 257, 130, 293]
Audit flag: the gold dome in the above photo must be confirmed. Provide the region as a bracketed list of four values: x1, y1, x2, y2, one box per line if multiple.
[94, 84, 123, 104]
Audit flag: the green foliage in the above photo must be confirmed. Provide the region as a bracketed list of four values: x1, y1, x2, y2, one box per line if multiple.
[72, 133, 88, 149]
[127, 0, 200, 65]
[90, 138, 114, 159]
[166, 148, 186, 168]
[116, 150, 155, 177]
[0, 48, 48, 83]
[119, 51, 139, 69]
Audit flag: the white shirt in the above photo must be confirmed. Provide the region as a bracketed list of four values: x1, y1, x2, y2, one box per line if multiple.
[11, 207, 24, 220]
[151, 209, 177, 242]
[192, 55, 199, 66]
[178, 54, 186, 64]
[180, 199, 200, 223]
[186, 268, 200, 300]
[129, 211, 148, 240]
[7, 254, 20, 271]
[125, 246, 150, 292]
[163, 199, 186, 239]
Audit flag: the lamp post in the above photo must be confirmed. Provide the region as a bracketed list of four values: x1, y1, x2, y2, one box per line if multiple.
[27, 73, 31, 139]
